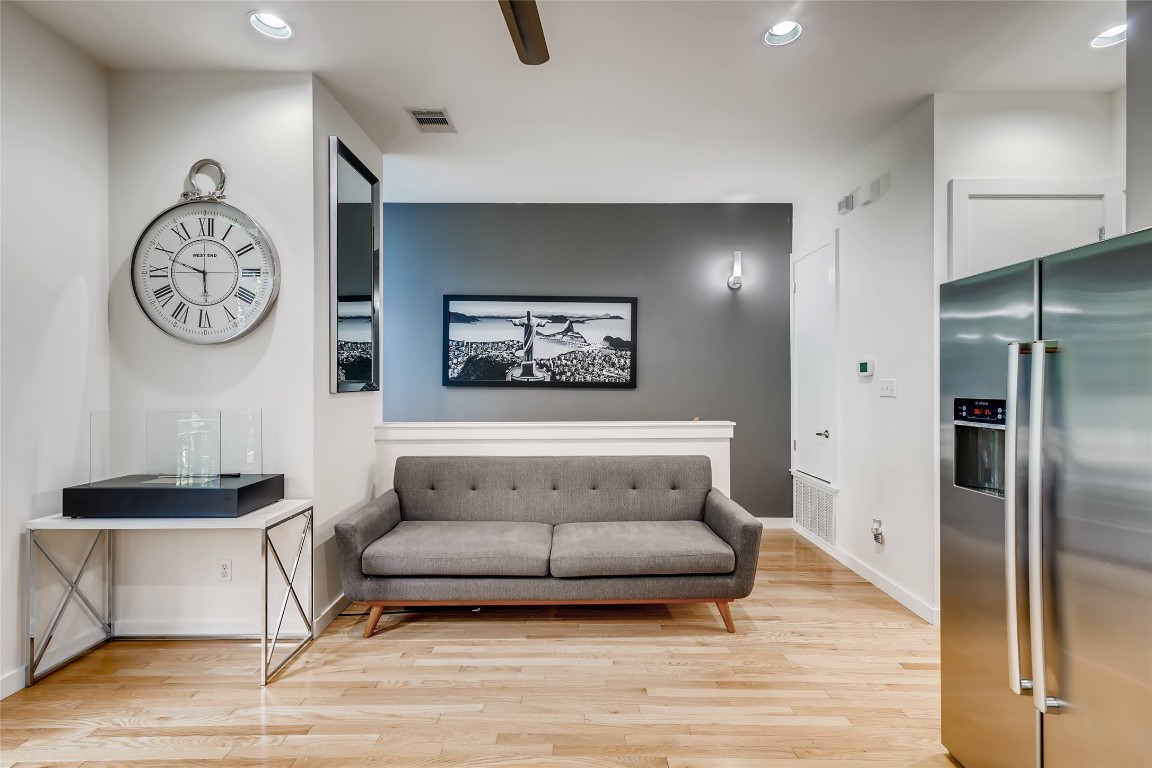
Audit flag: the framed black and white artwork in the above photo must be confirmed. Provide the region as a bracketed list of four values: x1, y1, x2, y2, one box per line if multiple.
[444, 295, 637, 388]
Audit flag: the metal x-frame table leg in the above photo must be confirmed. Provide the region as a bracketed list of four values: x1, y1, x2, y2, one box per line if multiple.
[260, 507, 314, 686]
[26, 529, 113, 687]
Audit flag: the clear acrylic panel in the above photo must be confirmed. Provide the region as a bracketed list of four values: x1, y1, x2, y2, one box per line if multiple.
[90, 408, 262, 481]
[221, 408, 262, 475]
[146, 410, 221, 478]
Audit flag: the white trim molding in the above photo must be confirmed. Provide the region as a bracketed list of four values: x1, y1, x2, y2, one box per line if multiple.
[792, 521, 939, 625]
[375, 421, 736, 495]
[375, 421, 736, 443]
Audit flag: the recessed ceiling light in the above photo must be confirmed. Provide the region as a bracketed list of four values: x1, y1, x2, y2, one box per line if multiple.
[763, 20, 802, 47]
[248, 11, 294, 40]
[1090, 23, 1127, 48]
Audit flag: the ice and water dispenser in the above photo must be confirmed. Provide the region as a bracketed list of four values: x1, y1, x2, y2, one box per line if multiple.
[953, 398, 1007, 496]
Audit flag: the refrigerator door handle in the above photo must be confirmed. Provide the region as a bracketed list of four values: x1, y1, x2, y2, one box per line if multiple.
[1028, 339, 1061, 714]
[1005, 342, 1032, 695]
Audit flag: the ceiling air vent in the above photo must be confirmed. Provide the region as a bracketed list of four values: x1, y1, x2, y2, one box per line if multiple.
[406, 108, 456, 133]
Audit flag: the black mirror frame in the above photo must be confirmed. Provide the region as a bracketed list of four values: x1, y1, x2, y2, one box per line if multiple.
[329, 136, 381, 393]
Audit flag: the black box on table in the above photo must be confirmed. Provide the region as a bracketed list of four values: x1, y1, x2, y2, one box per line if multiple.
[63, 474, 285, 518]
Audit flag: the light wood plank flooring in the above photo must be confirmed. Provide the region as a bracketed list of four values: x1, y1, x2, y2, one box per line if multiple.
[1, 530, 950, 767]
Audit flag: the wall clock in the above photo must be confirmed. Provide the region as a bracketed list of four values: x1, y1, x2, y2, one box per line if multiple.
[131, 159, 281, 344]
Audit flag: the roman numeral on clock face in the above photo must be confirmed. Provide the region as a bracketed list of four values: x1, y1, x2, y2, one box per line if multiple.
[198, 218, 215, 237]
[236, 286, 257, 304]
[148, 266, 167, 278]
[235, 243, 255, 257]
[155, 243, 175, 257]
[223, 305, 236, 322]
[242, 268, 261, 278]
[198, 309, 212, 329]
[153, 283, 174, 302]
[171, 223, 191, 243]
[221, 224, 233, 242]
[171, 301, 189, 324]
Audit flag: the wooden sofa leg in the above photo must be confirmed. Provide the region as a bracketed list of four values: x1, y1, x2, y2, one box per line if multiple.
[364, 605, 384, 638]
[716, 601, 736, 633]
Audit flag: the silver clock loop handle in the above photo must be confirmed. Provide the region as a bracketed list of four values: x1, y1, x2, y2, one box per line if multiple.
[181, 158, 227, 202]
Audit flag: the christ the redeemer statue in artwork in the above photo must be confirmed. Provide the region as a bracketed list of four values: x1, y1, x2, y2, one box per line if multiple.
[508, 310, 550, 381]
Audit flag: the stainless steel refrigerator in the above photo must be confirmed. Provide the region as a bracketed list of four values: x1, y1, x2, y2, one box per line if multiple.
[940, 228, 1152, 768]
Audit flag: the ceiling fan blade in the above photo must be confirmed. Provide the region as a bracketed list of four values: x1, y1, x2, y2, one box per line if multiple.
[498, 0, 550, 65]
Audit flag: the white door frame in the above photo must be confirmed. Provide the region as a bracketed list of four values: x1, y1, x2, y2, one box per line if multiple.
[948, 177, 1125, 280]
[790, 229, 840, 489]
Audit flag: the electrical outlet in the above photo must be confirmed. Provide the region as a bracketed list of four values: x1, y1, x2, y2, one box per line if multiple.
[217, 559, 232, 582]
[879, 378, 897, 398]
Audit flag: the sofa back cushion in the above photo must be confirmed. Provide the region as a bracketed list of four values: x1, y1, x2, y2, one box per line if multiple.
[394, 455, 712, 524]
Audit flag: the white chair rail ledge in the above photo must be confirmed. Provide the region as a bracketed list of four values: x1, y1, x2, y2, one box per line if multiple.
[375, 421, 736, 496]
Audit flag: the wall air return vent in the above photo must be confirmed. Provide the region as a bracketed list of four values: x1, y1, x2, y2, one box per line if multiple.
[406, 108, 457, 133]
[793, 474, 836, 546]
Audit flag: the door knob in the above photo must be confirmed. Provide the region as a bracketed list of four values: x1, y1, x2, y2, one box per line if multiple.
[816, 430, 830, 438]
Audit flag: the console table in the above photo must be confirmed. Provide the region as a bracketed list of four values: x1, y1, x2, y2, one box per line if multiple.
[24, 499, 313, 687]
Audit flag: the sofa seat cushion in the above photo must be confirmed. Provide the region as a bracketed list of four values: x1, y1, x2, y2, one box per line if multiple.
[550, 521, 735, 578]
[362, 521, 553, 577]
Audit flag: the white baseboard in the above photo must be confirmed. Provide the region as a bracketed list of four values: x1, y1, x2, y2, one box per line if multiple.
[114, 620, 276, 636]
[1, 665, 24, 700]
[758, 517, 794, 529]
[2, 625, 110, 700]
[114, 597, 349, 638]
[314, 593, 350, 635]
[792, 522, 939, 625]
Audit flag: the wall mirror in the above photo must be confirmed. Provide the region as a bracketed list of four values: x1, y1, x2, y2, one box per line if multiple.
[329, 137, 381, 392]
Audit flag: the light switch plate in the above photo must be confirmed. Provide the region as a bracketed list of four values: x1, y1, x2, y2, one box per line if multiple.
[879, 379, 897, 398]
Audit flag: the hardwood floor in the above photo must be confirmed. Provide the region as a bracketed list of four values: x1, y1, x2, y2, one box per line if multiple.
[1, 530, 951, 767]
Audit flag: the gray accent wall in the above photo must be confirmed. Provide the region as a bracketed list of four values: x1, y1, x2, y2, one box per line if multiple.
[382, 204, 792, 517]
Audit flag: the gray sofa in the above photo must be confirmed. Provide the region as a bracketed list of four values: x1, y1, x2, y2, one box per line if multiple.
[335, 455, 762, 636]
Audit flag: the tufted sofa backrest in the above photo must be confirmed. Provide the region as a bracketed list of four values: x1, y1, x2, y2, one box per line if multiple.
[393, 455, 712, 524]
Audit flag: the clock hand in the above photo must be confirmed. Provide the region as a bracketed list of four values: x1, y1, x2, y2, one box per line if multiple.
[173, 259, 206, 275]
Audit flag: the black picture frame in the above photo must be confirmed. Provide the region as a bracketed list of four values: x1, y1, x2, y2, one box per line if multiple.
[443, 295, 637, 388]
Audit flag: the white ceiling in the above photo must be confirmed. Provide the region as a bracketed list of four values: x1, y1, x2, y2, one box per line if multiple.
[20, 1, 1127, 202]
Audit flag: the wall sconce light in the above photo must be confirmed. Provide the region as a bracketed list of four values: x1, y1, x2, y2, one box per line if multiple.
[727, 250, 743, 289]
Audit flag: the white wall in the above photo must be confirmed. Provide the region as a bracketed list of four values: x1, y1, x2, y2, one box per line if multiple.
[311, 76, 384, 624]
[0, 3, 110, 698]
[1112, 87, 1128, 185]
[825, 98, 939, 622]
[1129, 1, 1152, 230]
[933, 92, 1121, 275]
[790, 186, 837, 265]
[934, 92, 1118, 182]
[107, 72, 316, 634]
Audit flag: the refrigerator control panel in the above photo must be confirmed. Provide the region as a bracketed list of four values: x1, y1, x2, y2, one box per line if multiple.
[954, 398, 1006, 427]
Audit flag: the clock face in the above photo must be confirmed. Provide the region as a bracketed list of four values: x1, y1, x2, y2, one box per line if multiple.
[131, 201, 280, 343]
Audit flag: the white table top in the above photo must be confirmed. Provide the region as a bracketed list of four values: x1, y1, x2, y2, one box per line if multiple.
[25, 499, 313, 531]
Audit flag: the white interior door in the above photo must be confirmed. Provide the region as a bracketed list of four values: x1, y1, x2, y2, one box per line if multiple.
[949, 178, 1124, 279]
[793, 242, 837, 484]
